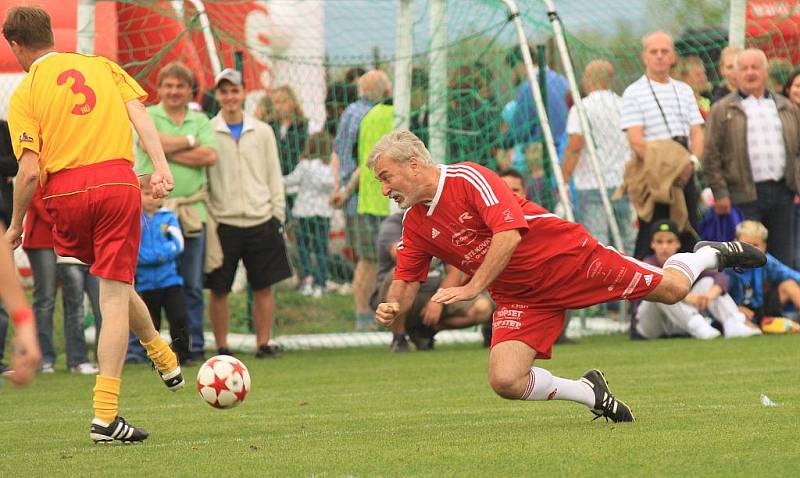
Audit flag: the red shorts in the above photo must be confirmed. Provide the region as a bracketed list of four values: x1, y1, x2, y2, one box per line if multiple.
[42, 160, 141, 284]
[490, 244, 663, 359]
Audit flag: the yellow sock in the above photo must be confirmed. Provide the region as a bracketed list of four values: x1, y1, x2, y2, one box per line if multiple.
[93, 375, 121, 425]
[140, 334, 178, 373]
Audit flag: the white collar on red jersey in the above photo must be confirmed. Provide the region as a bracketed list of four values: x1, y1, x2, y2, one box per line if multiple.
[426, 164, 447, 216]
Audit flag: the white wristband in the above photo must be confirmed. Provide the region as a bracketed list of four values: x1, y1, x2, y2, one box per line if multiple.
[186, 134, 197, 148]
[689, 154, 699, 167]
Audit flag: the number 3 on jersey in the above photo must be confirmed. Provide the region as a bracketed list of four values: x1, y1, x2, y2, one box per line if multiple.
[57, 69, 97, 115]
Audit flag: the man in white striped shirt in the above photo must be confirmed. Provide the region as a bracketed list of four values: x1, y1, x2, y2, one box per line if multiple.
[621, 31, 704, 258]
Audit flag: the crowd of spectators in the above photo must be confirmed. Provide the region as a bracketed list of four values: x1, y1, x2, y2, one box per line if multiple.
[7, 28, 800, 373]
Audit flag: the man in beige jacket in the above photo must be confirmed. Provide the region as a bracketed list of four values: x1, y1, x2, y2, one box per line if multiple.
[207, 69, 291, 358]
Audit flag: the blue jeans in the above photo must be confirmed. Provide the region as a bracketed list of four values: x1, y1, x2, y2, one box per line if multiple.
[296, 216, 331, 287]
[179, 226, 206, 352]
[57, 263, 93, 368]
[27, 249, 91, 368]
[737, 181, 794, 266]
[575, 188, 635, 255]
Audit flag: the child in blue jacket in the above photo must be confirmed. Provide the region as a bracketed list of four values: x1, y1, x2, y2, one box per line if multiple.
[729, 220, 800, 323]
[126, 182, 192, 365]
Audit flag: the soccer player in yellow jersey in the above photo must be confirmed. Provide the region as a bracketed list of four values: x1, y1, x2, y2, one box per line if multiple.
[3, 6, 181, 443]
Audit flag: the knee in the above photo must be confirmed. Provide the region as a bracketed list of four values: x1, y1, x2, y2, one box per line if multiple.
[469, 298, 493, 322]
[488, 370, 524, 400]
[658, 275, 691, 304]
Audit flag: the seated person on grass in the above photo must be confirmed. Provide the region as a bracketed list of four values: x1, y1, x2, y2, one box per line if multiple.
[372, 212, 493, 352]
[729, 220, 800, 325]
[633, 220, 760, 340]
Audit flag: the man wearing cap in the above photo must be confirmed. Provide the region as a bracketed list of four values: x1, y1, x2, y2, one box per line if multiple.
[634, 219, 760, 339]
[136, 61, 219, 360]
[207, 68, 290, 358]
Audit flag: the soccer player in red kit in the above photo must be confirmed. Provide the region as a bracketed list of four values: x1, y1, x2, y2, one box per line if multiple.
[4, 6, 180, 442]
[370, 130, 765, 422]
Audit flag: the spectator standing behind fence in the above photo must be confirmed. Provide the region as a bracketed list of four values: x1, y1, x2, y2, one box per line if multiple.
[126, 181, 192, 365]
[136, 62, 219, 361]
[331, 70, 393, 330]
[207, 69, 291, 358]
[621, 30, 704, 258]
[711, 46, 741, 104]
[783, 69, 800, 271]
[22, 186, 99, 374]
[271, 85, 308, 176]
[674, 55, 712, 120]
[562, 60, 634, 254]
[508, 48, 571, 158]
[283, 132, 335, 298]
[702, 49, 800, 266]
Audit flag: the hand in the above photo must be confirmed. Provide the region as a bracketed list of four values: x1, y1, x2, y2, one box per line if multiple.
[738, 305, 755, 320]
[329, 191, 344, 209]
[714, 196, 732, 215]
[421, 301, 444, 326]
[375, 302, 400, 327]
[673, 163, 694, 188]
[694, 294, 711, 311]
[7, 321, 41, 386]
[150, 167, 175, 199]
[3, 225, 22, 250]
[431, 285, 478, 305]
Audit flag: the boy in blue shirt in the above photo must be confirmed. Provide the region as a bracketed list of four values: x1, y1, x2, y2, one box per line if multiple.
[729, 220, 800, 324]
[126, 182, 192, 365]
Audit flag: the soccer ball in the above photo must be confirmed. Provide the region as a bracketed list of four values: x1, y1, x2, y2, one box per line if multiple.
[196, 355, 251, 409]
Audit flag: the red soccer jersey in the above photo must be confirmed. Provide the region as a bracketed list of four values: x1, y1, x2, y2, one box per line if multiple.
[394, 162, 599, 306]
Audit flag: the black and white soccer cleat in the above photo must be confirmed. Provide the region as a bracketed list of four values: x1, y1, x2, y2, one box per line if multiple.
[693, 241, 767, 271]
[90, 416, 149, 443]
[581, 369, 635, 423]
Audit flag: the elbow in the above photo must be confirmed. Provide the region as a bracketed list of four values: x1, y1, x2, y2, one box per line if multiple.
[204, 151, 218, 167]
[20, 166, 39, 186]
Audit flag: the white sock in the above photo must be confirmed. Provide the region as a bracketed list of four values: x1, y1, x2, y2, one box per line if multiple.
[687, 315, 721, 340]
[521, 367, 595, 408]
[663, 248, 719, 284]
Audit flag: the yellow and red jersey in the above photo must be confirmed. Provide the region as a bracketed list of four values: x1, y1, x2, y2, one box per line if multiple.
[8, 52, 147, 177]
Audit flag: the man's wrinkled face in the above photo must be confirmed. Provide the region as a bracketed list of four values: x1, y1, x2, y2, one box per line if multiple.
[642, 33, 675, 77]
[735, 52, 768, 96]
[374, 156, 421, 209]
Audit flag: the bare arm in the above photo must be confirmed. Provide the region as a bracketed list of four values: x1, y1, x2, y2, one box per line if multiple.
[376, 279, 421, 327]
[0, 228, 39, 385]
[169, 146, 218, 167]
[626, 126, 646, 159]
[126, 100, 174, 198]
[158, 133, 195, 155]
[431, 229, 521, 304]
[689, 123, 704, 158]
[561, 133, 585, 182]
[3, 150, 39, 248]
[330, 151, 340, 192]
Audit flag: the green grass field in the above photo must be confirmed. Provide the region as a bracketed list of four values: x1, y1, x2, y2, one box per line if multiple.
[1, 335, 798, 477]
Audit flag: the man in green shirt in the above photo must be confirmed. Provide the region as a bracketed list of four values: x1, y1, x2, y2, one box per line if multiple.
[136, 62, 218, 361]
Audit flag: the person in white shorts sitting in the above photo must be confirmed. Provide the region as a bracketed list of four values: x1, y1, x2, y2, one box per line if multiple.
[634, 219, 761, 339]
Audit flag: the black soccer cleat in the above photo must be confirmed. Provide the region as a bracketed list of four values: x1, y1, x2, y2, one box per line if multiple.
[90, 416, 149, 443]
[693, 240, 767, 271]
[159, 365, 185, 391]
[581, 369, 635, 423]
